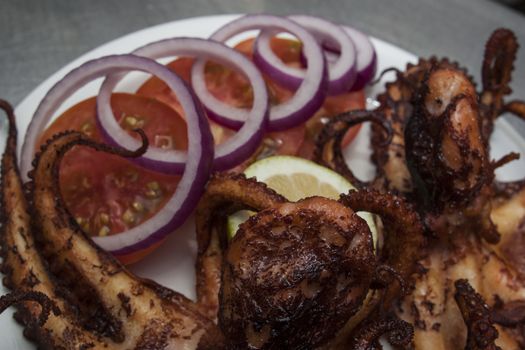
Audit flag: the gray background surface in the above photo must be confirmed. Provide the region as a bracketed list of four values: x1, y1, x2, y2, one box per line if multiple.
[0, 0, 524, 132]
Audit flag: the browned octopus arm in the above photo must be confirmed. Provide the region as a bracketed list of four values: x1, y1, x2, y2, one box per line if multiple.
[454, 279, 501, 350]
[195, 173, 286, 319]
[0, 100, 114, 348]
[480, 28, 522, 138]
[349, 316, 414, 350]
[480, 28, 525, 196]
[313, 110, 393, 189]
[0, 99, 224, 349]
[339, 189, 424, 312]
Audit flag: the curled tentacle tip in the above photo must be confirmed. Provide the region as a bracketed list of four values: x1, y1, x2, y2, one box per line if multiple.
[372, 264, 408, 296]
[387, 320, 415, 347]
[130, 128, 149, 156]
[491, 152, 520, 171]
[369, 67, 402, 86]
[0, 99, 14, 114]
[0, 290, 59, 327]
[350, 316, 414, 349]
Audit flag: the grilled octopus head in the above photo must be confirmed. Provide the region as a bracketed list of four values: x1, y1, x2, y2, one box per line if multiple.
[196, 173, 423, 349]
[219, 196, 376, 349]
[404, 66, 489, 211]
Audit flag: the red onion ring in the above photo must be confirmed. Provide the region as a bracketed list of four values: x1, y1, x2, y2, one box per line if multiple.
[192, 14, 327, 131]
[323, 25, 377, 91]
[98, 38, 268, 172]
[20, 54, 213, 255]
[256, 15, 357, 95]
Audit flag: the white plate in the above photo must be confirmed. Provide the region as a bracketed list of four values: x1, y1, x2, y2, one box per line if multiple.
[1, 14, 525, 349]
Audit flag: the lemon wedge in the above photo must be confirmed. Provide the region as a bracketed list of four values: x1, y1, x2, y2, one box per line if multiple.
[227, 155, 377, 241]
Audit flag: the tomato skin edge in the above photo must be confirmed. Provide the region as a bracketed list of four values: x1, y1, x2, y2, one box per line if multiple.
[116, 238, 166, 265]
[38, 93, 187, 265]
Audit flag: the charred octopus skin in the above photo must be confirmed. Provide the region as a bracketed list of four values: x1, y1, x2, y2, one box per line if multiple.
[195, 173, 287, 320]
[315, 28, 525, 349]
[404, 65, 499, 243]
[196, 174, 423, 349]
[405, 66, 487, 209]
[221, 196, 375, 349]
[454, 279, 501, 350]
[0, 100, 225, 349]
[348, 316, 414, 350]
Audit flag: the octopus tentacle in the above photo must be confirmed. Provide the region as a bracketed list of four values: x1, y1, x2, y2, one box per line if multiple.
[481, 29, 518, 96]
[372, 264, 407, 295]
[480, 28, 519, 140]
[454, 279, 501, 350]
[0, 290, 60, 327]
[0, 100, 113, 348]
[369, 67, 407, 87]
[339, 189, 424, 310]
[503, 100, 525, 121]
[27, 129, 225, 348]
[313, 110, 392, 188]
[491, 152, 520, 171]
[195, 172, 286, 319]
[348, 316, 414, 350]
[491, 152, 525, 198]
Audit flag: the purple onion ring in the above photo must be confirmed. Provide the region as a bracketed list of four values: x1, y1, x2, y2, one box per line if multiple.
[20, 54, 213, 254]
[322, 25, 377, 91]
[256, 15, 357, 95]
[98, 38, 268, 172]
[193, 14, 327, 131]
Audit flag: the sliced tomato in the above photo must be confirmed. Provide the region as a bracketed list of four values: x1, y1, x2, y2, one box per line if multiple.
[137, 37, 365, 160]
[38, 93, 188, 264]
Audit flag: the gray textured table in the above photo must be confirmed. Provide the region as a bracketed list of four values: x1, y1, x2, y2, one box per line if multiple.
[1, 0, 524, 108]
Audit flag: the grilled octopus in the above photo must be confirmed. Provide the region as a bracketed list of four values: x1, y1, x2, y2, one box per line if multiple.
[0, 96, 421, 349]
[195, 172, 423, 349]
[316, 28, 525, 349]
[1, 27, 523, 350]
[0, 94, 424, 349]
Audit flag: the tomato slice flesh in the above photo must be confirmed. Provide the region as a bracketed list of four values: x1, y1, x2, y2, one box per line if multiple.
[38, 93, 187, 264]
[137, 37, 365, 161]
